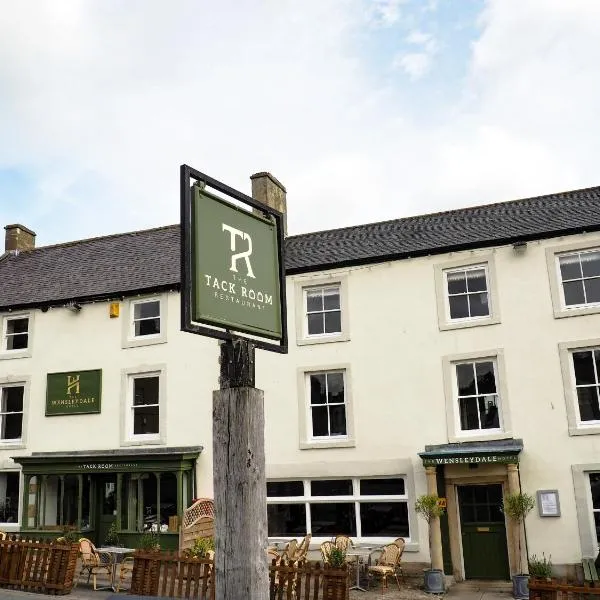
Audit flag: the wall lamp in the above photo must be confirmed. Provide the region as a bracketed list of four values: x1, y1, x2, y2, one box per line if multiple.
[66, 302, 82, 313]
[512, 241, 528, 255]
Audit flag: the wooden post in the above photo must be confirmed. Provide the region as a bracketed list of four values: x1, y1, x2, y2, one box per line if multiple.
[213, 339, 268, 600]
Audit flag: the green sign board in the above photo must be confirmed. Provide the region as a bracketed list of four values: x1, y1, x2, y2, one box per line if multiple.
[46, 369, 102, 416]
[421, 454, 519, 466]
[191, 185, 282, 339]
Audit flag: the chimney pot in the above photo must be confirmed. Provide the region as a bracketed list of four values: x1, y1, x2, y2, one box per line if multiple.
[250, 172, 287, 236]
[4, 224, 36, 253]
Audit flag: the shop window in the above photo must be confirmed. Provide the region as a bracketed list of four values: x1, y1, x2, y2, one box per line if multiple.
[0, 472, 19, 524]
[266, 477, 409, 543]
[2, 315, 29, 352]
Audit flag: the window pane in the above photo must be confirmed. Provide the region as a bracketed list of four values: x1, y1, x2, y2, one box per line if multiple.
[310, 374, 327, 404]
[310, 503, 356, 536]
[360, 478, 405, 496]
[0, 473, 19, 523]
[459, 397, 480, 430]
[577, 388, 600, 422]
[6, 332, 28, 350]
[584, 278, 600, 304]
[311, 406, 329, 437]
[3, 413, 22, 439]
[469, 293, 490, 317]
[329, 405, 347, 436]
[559, 255, 582, 280]
[573, 352, 597, 385]
[267, 481, 304, 497]
[447, 271, 467, 294]
[324, 311, 341, 334]
[360, 502, 409, 537]
[267, 504, 307, 536]
[306, 291, 323, 312]
[6, 318, 28, 335]
[311, 480, 352, 496]
[133, 405, 159, 434]
[563, 280, 586, 306]
[307, 313, 324, 335]
[133, 377, 159, 406]
[136, 318, 160, 336]
[3, 387, 23, 412]
[327, 373, 344, 403]
[134, 301, 160, 319]
[461, 504, 476, 523]
[581, 252, 600, 278]
[476, 362, 496, 394]
[590, 474, 600, 509]
[456, 363, 476, 396]
[594, 512, 600, 544]
[466, 269, 487, 293]
[449, 295, 469, 319]
[323, 289, 340, 310]
[475, 505, 490, 522]
[478, 396, 499, 429]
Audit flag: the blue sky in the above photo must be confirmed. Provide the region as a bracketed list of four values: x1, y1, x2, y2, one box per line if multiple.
[1, 0, 599, 246]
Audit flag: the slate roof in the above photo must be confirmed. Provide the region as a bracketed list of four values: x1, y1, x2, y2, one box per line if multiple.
[2, 185, 600, 309]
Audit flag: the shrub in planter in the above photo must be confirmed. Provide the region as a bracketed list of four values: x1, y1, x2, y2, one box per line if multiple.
[323, 546, 349, 600]
[528, 554, 553, 581]
[415, 494, 446, 594]
[138, 530, 161, 552]
[185, 537, 215, 559]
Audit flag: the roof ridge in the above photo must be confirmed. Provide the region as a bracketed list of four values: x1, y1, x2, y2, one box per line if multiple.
[32, 223, 179, 252]
[286, 183, 600, 240]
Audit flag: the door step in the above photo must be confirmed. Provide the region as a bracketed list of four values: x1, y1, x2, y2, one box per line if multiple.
[455, 580, 512, 593]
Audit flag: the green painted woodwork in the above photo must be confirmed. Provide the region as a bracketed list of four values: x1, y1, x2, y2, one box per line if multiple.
[46, 369, 102, 416]
[191, 186, 282, 339]
[436, 466, 453, 576]
[458, 484, 510, 580]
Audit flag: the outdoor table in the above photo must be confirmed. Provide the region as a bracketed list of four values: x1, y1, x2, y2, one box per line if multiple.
[346, 546, 376, 592]
[97, 546, 136, 591]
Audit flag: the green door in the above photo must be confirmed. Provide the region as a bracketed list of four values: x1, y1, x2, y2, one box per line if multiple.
[458, 484, 510, 580]
[96, 475, 117, 546]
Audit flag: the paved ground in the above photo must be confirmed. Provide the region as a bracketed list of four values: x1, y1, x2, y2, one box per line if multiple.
[0, 579, 514, 600]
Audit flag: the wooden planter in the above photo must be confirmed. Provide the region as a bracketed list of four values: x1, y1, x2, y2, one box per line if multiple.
[322, 564, 350, 600]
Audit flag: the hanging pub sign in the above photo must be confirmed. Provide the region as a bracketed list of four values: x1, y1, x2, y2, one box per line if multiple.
[46, 369, 102, 416]
[180, 165, 287, 353]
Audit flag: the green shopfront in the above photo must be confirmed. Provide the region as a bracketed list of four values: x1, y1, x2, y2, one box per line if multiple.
[13, 447, 201, 549]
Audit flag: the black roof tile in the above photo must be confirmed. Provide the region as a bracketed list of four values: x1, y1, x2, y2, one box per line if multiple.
[2, 185, 600, 309]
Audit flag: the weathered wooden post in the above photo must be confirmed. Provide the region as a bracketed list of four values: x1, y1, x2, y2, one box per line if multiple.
[180, 166, 288, 600]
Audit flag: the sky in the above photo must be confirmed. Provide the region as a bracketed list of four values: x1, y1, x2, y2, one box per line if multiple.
[1, 0, 600, 246]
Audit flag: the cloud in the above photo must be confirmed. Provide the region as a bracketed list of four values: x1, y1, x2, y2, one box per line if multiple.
[1, 0, 600, 246]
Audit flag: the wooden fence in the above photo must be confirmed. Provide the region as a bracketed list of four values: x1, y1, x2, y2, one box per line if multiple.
[130, 551, 350, 600]
[0, 538, 79, 595]
[529, 577, 600, 600]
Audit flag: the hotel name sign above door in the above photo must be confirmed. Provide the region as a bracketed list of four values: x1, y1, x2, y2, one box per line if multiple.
[46, 369, 102, 416]
[422, 454, 519, 466]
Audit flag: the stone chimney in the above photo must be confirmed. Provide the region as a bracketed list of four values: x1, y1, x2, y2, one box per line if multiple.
[250, 172, 287, 235]
[4, 224, 36, 252]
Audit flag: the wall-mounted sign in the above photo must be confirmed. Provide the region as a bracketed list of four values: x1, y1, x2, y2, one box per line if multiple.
[437, 497, 447, 508]
[46, 369, 102, 416]
[180, 166, 287, 353]
[421, 454, 519, 466]
[537, 489, 561, 517]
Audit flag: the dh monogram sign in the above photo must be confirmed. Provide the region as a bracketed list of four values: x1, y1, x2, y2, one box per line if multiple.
[46, 369, 102, 416]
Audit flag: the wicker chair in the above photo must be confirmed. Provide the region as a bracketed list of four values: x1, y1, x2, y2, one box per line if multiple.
[282, 539, 299, 561]
[320, 540, 334, 565]
[334, 535, 354, 552]
[0, 531, 7, 541]
[392, 538, 406, 580]
[115, 556, 134, 593]
[367, 543, 402, 592]
[75, 538, 114, 590]
[295, 534, 311, 561]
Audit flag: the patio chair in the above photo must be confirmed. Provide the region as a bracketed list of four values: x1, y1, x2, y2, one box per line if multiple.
[74, 537, 114, 590]
[115, 556, 134, 593]
[392, 538, 406, 580]
[320, 540, 334, 565]
[295, 534, 311, 561]
[334, 535, 357, 565]
[367, 543, 402, 592]
[283, 538, 299, 561]
[0, 531, 7, 541]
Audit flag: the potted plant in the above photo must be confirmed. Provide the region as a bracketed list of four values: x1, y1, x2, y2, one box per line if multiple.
[185, 536, 215, 559]
[528, 554, 553, 582]
[104, 520, 120, 546]
[503, 492, 535, 599]
[415, 494, 446, 593]
[138, 530, 161, 552]
[323, 546, 350, 600]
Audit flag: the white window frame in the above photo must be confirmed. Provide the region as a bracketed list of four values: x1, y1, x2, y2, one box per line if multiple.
[297, 364, 355, 449]
[442, 349, 512, 443]
[572, 464, 600, 558]
[444, 265, 491, 322]
[266, 476, 410, 546]
[546, 238, 600, 319]
[434, 255, 500, 331]
[294, 274, 350, 345]
[0, 470, 21, 528]
[0, 313, 32, 359]
[0, 384, 24, 444]
[131, 298, 161, 338]
[120, 365, 166, 446]
[559, 338, 600, 436]
[121, 295, 168, 349]
[304, 285, 342, 338]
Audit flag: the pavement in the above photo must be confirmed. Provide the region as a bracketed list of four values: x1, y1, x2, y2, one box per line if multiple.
[0, 580, 514, 600]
